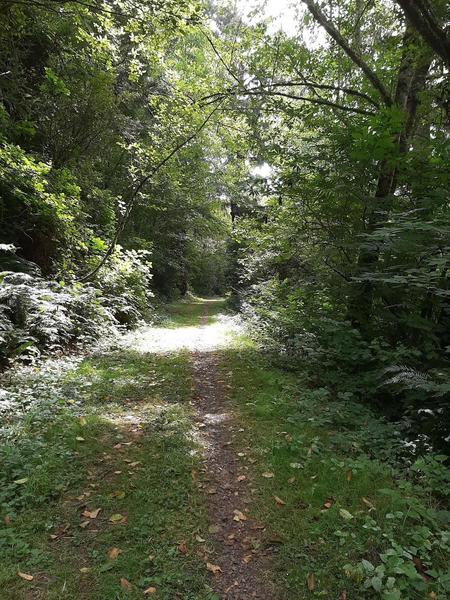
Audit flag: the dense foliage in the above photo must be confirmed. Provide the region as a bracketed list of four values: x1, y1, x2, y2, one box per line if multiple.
[1, 4, 450, 597]
[0, 0, 231, 362]
[1, 2, 449, 448]
[210, 0, 450, 452]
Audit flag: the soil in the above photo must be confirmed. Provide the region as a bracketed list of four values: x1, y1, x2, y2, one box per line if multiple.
[191, 310, 278, 600]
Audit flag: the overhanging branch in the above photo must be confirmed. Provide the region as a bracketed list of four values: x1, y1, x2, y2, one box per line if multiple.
[78, 103, 222, 282]
[301, 0, 392, 106]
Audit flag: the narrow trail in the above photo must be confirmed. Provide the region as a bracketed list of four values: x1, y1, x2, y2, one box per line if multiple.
[191, 308, 277, 599]
[5, 299, 447, 599]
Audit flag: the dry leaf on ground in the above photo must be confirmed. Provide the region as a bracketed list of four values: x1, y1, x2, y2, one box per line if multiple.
[233, 509, 247, 522]
[17, 572, 33, 581]
[206, 562, 222, 575]
[109, 513, 125, 523]
[307, 573, 315, 591]
[120, 577, 132, 590]
[82, 508, 101, 519]
[143, 587, 157, 595]
[274, 495, 286, 506]
[362, 497, 375, 510]
[108, 547, 121, 560]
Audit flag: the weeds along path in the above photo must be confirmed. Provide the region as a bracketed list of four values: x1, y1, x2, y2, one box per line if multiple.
[4, 300, 445, 599]
[0, 299, 277, 600]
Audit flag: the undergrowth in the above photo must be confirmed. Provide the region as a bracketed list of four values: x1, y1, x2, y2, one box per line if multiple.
[0, 315, 216, 599]
[221, 335, 450, 599]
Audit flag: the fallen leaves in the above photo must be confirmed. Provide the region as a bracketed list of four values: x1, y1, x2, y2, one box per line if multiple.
[237, 475, 246, 482]
[109, 513, 126, 523]
[108, 547, 121, 560]
[306, 572, 315, 591]
[76, 436, 85, 442]
[261, 472, 274, 478]
[79, 567, 90, 574]
[17, 572, 33, 581]
[50, 523, 70, 539]
[274, 495, 286, 506]
[339, 508, 354, 520]
[120, 577, 132, 591]
[362, 497, 376, 511]
[111, 490, 126, 500]
[233, 509, 247, 522]
[82, 507, 101, 519]
[346, 470, 353, 482]
[177, 541, 187, 555]
[321, 498, 335, 512]
[206, 562, 222, 575]
[143, 587, 157, 595]
[14, 478, 28, 485]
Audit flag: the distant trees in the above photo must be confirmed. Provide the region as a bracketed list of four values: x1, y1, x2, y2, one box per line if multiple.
[210, 0, 449, 447]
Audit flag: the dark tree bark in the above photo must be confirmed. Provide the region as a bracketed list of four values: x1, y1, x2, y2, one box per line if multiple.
[348, 32, 432, 329]
[300, 1, 433, 330]
[395, 0, 450, 67]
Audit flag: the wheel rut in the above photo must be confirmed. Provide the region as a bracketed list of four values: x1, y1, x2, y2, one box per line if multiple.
[191, 310, 277, 600]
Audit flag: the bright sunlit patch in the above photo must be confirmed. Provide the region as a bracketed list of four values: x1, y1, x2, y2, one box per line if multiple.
[237, 0, 327, 47]
[250, 162, 273, 179]
[130, 314, 241, 355]
[240, 0, 299, 36]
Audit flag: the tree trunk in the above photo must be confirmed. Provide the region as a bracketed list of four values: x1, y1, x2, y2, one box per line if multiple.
[348, 31, 432, 329]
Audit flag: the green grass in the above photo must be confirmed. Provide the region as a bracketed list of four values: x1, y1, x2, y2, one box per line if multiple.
[164, 297, 226, 328]
[1, 302, 448, 599]
[0, 309, 218, 599]
[219, 335, 449, 599]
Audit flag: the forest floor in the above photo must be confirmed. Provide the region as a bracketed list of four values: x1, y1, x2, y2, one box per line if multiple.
[1, 300, 447, 599]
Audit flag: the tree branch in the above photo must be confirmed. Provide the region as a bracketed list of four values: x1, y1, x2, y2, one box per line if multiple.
[253, 80, 380, 107]
[201, 29, 243, 88]
[199, 87, 375, 116]
[301, 0, 392, 106]
[395, 0, 450, 67]
[78, 103, 222, 282]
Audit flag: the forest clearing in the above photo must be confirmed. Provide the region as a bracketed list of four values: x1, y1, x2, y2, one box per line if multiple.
[0, 0, 449, 598]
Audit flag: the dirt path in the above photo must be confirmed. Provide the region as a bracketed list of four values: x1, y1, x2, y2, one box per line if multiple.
[192, 310, 277, 599]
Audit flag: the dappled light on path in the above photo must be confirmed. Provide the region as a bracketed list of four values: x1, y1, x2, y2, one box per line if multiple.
[130, 313, 242, 354]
